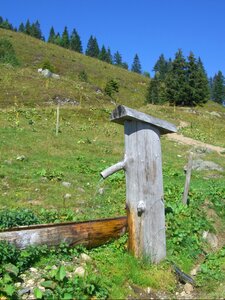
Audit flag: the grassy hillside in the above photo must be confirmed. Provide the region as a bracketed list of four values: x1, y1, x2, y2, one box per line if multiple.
[0, 28, 225, 299]
[0, 28, 149, 108]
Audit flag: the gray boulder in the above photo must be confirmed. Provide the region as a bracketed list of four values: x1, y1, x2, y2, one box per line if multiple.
[191, 159, 223, 171]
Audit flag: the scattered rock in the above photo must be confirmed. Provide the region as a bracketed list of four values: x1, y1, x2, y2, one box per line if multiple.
[62, 181, 71, 188]
[77, 187, 85, 193]
[53, 95, 79, 106]
[191, 159, 223, 171]
[18, 287, 31, 296]
[16, 155, 26, 161]
[202, 231, 219, 248]
[80, 253, 92, 262]
[51, 73, 60, 79]
[184, 283, 194, 294]
[74, 266, 85, 277]
[64, 193, 72, 199]
[37, 68, 43, 73]
[98, 187, 105, 195]
[41, 69, 52, 78]
[4, 159, 12, 165]
[29, 267, 38, 273]
[210, 111, 221, 117]
[193, 147, 211, 155]
[190, 265, 200, 276]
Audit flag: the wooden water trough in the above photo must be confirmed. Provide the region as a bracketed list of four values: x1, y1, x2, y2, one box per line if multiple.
[0, 217, 127, 249]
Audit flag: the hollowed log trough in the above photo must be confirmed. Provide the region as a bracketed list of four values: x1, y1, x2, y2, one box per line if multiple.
[0, 217, 127, 249]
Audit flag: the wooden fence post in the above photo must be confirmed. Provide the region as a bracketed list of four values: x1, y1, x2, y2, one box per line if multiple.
[101, 105, 177, 263]
[56, 104, 60, 136]
[182, 152, 193, 205]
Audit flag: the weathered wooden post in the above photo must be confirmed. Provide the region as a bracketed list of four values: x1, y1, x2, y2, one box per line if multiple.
[101, 105, 177, 263]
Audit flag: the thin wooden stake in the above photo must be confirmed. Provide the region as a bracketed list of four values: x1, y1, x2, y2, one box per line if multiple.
[56, 104, 60, 136]
[182, 152, 193, 205]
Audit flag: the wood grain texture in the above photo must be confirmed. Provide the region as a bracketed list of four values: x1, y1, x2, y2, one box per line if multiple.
[0, 217, 127, 249]
[124, 120, 166, 263]
[111, 105, 177, 134]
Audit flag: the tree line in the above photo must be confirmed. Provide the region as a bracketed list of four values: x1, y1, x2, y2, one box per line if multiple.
[0, 16, 224, 106]
[146, 51, 225, 106]
[0, 16, 142, 74]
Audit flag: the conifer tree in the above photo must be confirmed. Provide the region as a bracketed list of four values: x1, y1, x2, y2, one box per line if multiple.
[186, 52, 210, 105]
[153, 54, 169, 80]
[0, 16, 3, 25]
[30, 20, 42, 39]
[54, 33, 61, 46]
[121, 62, 129, 70]
[146, 74, 167, 104]
[85, 35, 99, 58]
[70, 28, 82, 53]
[48, 26, 56, 43]
[131, 54, 142, 74]
[99, 45, 108, 61]
[18, 22, 25, 33]
[25, 19, 31, 35]
[0, 18, 13, 30]
[165, 49, 188, 105]
[113, 51, 122, 66]
[212, 71, 225, 104]
[106, 47, 113, 64]
[61, 26, 70, 48]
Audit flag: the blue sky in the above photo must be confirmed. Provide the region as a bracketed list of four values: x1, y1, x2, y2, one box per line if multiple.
[1, 0, 225, 77]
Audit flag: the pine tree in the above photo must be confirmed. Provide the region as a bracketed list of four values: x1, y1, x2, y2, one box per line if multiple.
[70, 28, 82, 53]
[54, 33, 61, 46]
[165, 49, 188, 106]
[131, 54, 142, 74]
[146, 74, 167, 105]
[212, 71, 225, 104]
[99, 45, 108, 61]
[0, 18, 13, 30]
[121, 62, 129, 70]
[61, 26, 70, 48]
[186, 53, 210, 105]
[0, 17, 3, 25]
[25, 19, 31, 35]
[85, 35, 99, 58]
[48, 26, 56, 43]
[113, 51, 122, 66]
[153, 54, 169, 79]
[106, 47, 113, 64]
[18, 22, 25, 33]
[30, 20, 42, 39]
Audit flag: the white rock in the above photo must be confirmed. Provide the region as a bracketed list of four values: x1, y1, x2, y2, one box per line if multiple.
[37, 68, 43, 73]
[203, 231, 218, 248]
[41, 69, 52, 78]
[74, 266, 85, 277]
[52, 73, 60, 79]
[98, 188, 105, 195]
[64, 193, 72, 199]
[62, 181, 71, 188]
[184, 283, 193, 294]
[26, 279, 35, 286]
[80, 253, 92, 262]
[29, 267, 38, 273]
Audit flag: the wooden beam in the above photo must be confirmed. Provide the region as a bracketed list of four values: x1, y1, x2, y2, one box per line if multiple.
[110, 105, 177, 135]
[0, 217, 128, 249]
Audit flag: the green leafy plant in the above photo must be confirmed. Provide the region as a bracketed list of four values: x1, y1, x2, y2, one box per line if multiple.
[78, 70, 88, 82]
[0, 38, 19, 66]
[104, 79, 119, 97]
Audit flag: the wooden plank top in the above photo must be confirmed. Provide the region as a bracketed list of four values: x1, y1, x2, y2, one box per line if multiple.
[110, 105, 177, 134]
